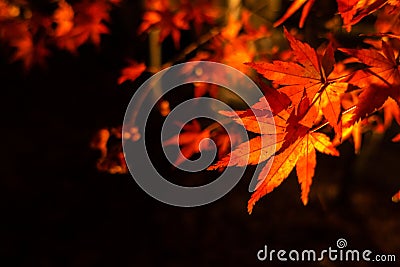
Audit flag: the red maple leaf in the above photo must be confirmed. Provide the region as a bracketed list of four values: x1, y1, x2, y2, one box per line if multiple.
[163, 120, 212, 166]
[246, 28, 348, 138]
[337, 0, 391, 32]
[118, 61, 146, 84]
[392, 190, 400, 202]
[376, 4, 400, 35]
[138, 0, 189, 49]
[55, 0, 116, 53]
[208, 87, 290, 171]
[248, 131, 339, 213]
[181, 0, 220, 34]
[339, 40, 400, 124]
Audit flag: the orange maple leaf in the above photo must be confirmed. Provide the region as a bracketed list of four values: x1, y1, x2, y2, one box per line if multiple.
[118, 61, 146, 84]
[376, 4, 400, 35]
[339, 40, 400, 124]
[55, 0, 114, 53]
[163, 120, 212, 166]
[208, 87, 290, 171]
[52, 0, 74, 37]
[138, 0, 189, 49]
[392, 190, 400, 202]
[181, 0, 220, 34]
[337, 0, 390, 32]
[383, 98, 400, 141]
[384, 97, 400, 127]
[0, 1, 21, 20]
[393, 134, 400, 141]
[246, 28, 348, 137]
[11, 36, 50, 69]
[248, 131, 339, 214]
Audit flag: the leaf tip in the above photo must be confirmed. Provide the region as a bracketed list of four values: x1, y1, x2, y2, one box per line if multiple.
[247, 202, 254, 214]
[392, 191, 400, 203]
[391, 134, 400, 142]
[301, 197, 309, 206]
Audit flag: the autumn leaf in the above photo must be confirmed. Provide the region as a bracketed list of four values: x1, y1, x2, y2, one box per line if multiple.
[55, 0, 115, 53]
[208, 93, 288, 171]
[13, 37, 50, 69]
[336, 0, 359, 32]
[213, 128, 243, 160]
[208, 117, 281, 170]
[339, 40, 400, 124]
[273, 0, 316, 28]
[52, 0, 74, 37]
[181, 0, 220, 34]
[376, 4, 400, 35]
[337, 0, 392, 32]
[0, 1, 21, 20]
[208, 135, 281, 171]
[392, 190, 400, 202]
[138, 0, 189, 48]
[333, 108, 363, 153]
[247, 28, 347, 137]
[392, 134, 400, 142]
[384, 98, 400, 128]
[383, 98, 400, 141]
[296, 134, 316, 206]
[118, 61, 146, 84]
[0, 8, 52, 69]
[248, 131, 339, 214]
[163, 120, 212, 166]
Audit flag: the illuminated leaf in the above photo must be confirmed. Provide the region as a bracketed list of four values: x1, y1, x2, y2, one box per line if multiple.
[118, 61, 146, 84]
[55, 0, 116, 52]
[392, 190, 400, 202]
[337, 0, 388, 31]
[163, 120, 212, 166]
[296, 135, 316, 205]
[248, 132, 338, 214]
[53, 0, 74, 37]
[339, 41, 400, 123]
[247, 29, 347, 136]
[138, 0, 189, 48]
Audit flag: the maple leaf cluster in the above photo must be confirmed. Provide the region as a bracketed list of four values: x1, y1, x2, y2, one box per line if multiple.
[138, 0, 221, 49]
[209, 26, 400, 213]
[158, 0, 400, 213]
[0, 0, 118, 69]
[275, 0, 400, 32]
[6, 0, 398, 212]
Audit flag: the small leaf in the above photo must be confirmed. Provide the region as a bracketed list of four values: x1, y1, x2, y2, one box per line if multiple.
[392, 190, 400, 202]
[340, 41, 400, 123]
[163, 120, 211, 166]
[118, 61, 146, 84]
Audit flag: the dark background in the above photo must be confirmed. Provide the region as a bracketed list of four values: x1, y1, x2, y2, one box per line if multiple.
[1, 1, 400, 266]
